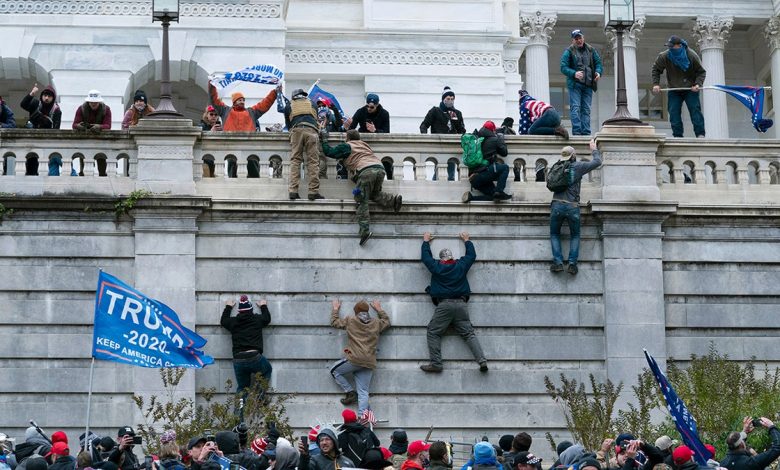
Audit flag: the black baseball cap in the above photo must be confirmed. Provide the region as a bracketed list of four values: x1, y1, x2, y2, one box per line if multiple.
[666, 35, 684, 46]
[187, 436, 207, 450]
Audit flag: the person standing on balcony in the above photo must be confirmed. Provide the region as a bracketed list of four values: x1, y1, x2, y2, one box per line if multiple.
[560, 29, 602, 136]
[21, 83, 60, 129]
[284, 88, 324, 201]
[421, 87, 466, 180]
[549, 139, 602, 276]
[73, 90, 111, 132]
[346, 94, 390, 133]
[121, 90, 155, 129]
[320, 129, 402, 245]
[462, 121, 512, 203]
[651, 35, 707, 138]
[208, 82, 278, 132]
[329, 298, 390, 415]
[419, 231, 488, 373]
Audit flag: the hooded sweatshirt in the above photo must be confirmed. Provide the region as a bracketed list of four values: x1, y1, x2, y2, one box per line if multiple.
[274, 446, 300, 470]
[330, 308, 390, 369]
[559, 445, 586, 467]
[300, 429, 354, 470]
[20, 86, 61, 129]
[214, 432, 261, 470]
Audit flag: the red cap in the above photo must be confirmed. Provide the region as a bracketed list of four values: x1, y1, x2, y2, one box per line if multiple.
[407, 440, 431, 457]
[250, 437, 267, 455]
[380, 447, 393, 460]
[51, 431, 68, 444]
[483, 121, 496, 132]
[673, 446, 694, 465]
[308, 426, 320, 442]
[47, 442, 70, 458]
[342, 409, 357, 423]
[705, 444, 716, 460]
[206, 105, 216, 113]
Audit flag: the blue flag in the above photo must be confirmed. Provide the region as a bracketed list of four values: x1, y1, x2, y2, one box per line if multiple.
[92, 271, 214, 368]
[644, 350, 709, 466]
[209, 64, 284, 90]
[710, 85, 773, 133]
[308, 83, 347, 121]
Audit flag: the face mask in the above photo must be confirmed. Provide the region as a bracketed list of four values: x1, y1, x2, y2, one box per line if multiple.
[443, 101, 454, 109]
[135, 104, 145, 111]
[357, 311, 370, 323]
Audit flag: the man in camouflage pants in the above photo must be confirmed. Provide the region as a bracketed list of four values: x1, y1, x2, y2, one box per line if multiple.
[321, 129, 403, 246]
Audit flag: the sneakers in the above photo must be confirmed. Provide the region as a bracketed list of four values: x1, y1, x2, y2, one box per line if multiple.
[493, 191, 512, 201]
[554, 126, 570, 140]
[308, 193, 325, 200]
[289, 192, 300, 200]
[567, 264, 578, 275]
[550, 263, 564, 273]
[359, 231, 373, 246]
[420, 363, 443, 373]
[479, 361, 489, 372]
[462, 191, 473, 203]
[340, 390, 358, 405]
[393, 194, 403, 213]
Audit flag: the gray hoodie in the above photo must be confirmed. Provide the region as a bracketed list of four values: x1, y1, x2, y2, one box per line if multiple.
[300, 429, 354, 470]
[559, 445, 586, 467]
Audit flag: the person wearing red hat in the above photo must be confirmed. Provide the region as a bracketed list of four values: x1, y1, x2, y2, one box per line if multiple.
[672, 446, 696, 470]
[337, 409, 380, 465]
[51, 432, 68, 445]
[463, 120, 512, 203]
[221, 295, 273, 409]
[208, 82, 278, 132]
[401, 441, 430, 470]
[47, 442, 76, 470]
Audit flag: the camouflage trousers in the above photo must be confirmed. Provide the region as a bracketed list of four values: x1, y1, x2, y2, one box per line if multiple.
[354, 167, 395, 235]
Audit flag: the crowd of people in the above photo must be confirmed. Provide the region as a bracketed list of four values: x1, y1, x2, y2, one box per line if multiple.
[3, 416, 779, 470]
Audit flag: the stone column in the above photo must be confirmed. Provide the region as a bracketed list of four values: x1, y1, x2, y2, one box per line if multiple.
[519, 11, 556, 103]
[130, 119, 201, 195]
[764, 17, 780, 139]
[504, 39, 525, 117]
[606, 17, 645, 119]
[693, 16, 734, 139]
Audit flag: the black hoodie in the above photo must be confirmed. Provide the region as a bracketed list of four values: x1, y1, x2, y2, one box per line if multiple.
[476, 127, 507, 162]
[214, 432, 261, 470]
[20, 85, 61, 129]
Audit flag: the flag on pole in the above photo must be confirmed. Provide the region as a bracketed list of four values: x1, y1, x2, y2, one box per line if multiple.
[644, 350, 709, 466]
[709, 85, 773, 133]
[308, 83, 347, 121]
[92, 271, 214, 368]
[209, 64, 284, 91]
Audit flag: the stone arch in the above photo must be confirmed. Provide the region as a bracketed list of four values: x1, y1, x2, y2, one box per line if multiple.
[247, 154, 260, 178]
[0, 56, 57, 128]
[446, 157, 460, 181]
[513, 158, 526, 182]
[682, 160, 695, 184]
[25, 152, 39, 176]
[72, 152, 85, 176]
[747, 161, 759, 184]
[269, 155, 282, 178]
[725, 161, 737, 184]
[424, 157, 438, 181]
[94, 152, 108, 177]
[202, 154, 216, 178]
[535, 158, 548, 182]
[381, 157, 394, 180]
[125, 58, 212, 125]
[116, 152, 130, 177]
[225, 154, 238, 178]
[2, 152, 16, 176]
[659, 160, 674, 184]
[770, 162, 779, 184]
[403, 157, 416, 180]
[704, 161, 716, 184]
[48, 152, 64, 177]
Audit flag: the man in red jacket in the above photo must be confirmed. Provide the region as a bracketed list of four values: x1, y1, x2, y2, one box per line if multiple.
[73, 90, 111, 132]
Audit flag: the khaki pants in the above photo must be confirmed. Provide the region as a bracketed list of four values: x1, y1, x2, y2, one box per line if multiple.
[289, 126, 320, 194]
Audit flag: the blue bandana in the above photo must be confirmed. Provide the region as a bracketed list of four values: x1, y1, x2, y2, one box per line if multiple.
[668, 39, 690, 72]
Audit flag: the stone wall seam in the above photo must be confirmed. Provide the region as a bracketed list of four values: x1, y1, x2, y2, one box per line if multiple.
[606, 152, 657, 165]
[0, 1, 282, 18]
[284, 49, 502, 67]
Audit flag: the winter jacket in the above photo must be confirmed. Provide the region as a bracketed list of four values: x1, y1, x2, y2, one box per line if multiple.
[208, 83, 277, 132]
[608, 443, 664, 470]
[299, 429, 354, 470]
[560, 43, 603, 90]
[220, 304, 271, 358]
[331, 308, 390, 369]
[401, 460, 425, 470]
[349, 105, 390, 133]
[20, 86, 61, 129]
[49, 456, 77, 470]
[273, 446, 299, 470]
[651, 48, 706, 89]
[477, 127, 507, 163]
[215, 432, 262, 470]
[0, 101, 15, 128]
[337, 424, 380, 464]
[551, 149, 602, 204]
[429, 462, 452, 470]
[420, 103, 465, 134]
[107, 448, 139, 470]
[73, 103, 112, 129]
[721, 426, 780, 470]
[121, 105, 155, 129]
[157, 460, 185, 470]
[321, 139, 382, 174]
[421, 240, 475, 301]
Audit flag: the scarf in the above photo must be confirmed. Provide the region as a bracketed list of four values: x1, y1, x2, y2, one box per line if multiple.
[668, 41, 690, 72]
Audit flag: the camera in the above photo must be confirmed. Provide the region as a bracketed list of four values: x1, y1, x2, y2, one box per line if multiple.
[132, 436, 143, 445]
[205, 429, 216, 443]
[752, 418, 763, 427]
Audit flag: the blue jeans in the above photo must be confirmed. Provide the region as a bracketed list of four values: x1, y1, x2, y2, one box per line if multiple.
[668, 90, 705, 137]
[550, 200, 581, 265]
[529, 109, 561, 135]
[470, 163, 509, 200]
[569, 84, 593, 135]
[48, 156, 62, 176]
[233, 352, 273, 393]
[330, 358, 374, 416]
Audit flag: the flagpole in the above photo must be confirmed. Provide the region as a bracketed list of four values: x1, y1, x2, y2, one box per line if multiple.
[658, 86, 772, 91]
[84, 357, 96, 452]
[307, 79, 320, 96]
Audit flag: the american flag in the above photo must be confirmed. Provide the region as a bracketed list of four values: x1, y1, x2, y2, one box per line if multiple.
[518, 94, 552, 134]
[360, 408, 377, 427]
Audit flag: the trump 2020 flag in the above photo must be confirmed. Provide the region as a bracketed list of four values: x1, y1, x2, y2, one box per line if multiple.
[710, 85, 773, 133]
[209, 64, 284, 91]
[644, 350, 709, 466]
[308, 83, 347, 121]
[92, 271, 214, 368]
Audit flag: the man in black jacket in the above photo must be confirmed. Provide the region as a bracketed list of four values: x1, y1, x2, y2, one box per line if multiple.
[346, 94, 389, 133]
[722, 417, 780, 470]
[221, 295, 272, 397]
[338, 409, 380, 465]
[21, 83, 61, 129]
[420, 87, 465, 135]
[463, 121, 511, 203]
[108, 427, 140, 470]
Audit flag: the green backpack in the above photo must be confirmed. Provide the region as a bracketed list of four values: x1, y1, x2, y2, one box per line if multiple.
[461, 132, 488, 169]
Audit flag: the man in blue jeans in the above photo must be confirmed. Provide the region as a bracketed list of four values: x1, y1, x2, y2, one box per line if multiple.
[560, 29, 602, 136]
[550, 139, 602, 275]
[651, 35, 706, 138]
[221, 295, 272, 408]
[463, 121, 512, 202]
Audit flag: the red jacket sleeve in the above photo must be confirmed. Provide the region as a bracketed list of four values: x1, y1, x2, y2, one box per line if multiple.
[72, 106, 84, 129]
[251, 88, 278, 113]
[102, 106, 112, 129]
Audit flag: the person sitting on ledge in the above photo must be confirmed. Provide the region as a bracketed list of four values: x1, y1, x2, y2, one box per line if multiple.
[517, 90, 568, 139]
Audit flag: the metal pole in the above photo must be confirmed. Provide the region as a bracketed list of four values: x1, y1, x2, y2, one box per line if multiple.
[603, 26, 646, 126]
[149, 15, 184, 118]
[84, 357, 96, 452]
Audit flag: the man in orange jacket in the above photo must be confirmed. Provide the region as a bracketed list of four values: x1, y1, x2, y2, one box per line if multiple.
[208, 83, 278, 132]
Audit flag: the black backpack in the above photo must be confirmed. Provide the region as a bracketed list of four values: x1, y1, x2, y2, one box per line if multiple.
[342, 429, 374, 465]
[546, 160, 574, 192]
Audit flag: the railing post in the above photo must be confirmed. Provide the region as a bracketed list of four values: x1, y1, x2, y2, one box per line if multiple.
[130, 119, 201, 195]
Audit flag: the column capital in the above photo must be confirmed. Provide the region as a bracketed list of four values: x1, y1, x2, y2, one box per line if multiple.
[519, 11, 556, 46]
[605, 16, 646, 49]
[693, 16, 734, 51]
[764, 16, 780, 51]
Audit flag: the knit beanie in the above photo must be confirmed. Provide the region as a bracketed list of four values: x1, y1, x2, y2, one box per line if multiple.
[342, 409, 357, 423]
[231, 92, 245, 102]
[52, 431, 68, 444]
[133, 90, 147, 104]
[441, 86, 455, 100]
[238, 295, 253, 312]
[483, 121, 496, 132]
[354, 300, 370, 314]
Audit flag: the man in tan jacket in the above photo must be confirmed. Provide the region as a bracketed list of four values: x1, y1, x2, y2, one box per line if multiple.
[329, 299, 391, 415]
